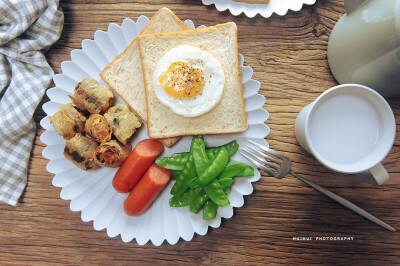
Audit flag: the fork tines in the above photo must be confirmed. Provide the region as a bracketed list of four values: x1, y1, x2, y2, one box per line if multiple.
[240, 149, 276, 177]
[246, 139, 285, 160]
[239, 140, 281, 177]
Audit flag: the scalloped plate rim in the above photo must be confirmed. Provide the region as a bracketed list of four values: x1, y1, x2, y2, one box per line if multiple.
[201, 0, 317, 18]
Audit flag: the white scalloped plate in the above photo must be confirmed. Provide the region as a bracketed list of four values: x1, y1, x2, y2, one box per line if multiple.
[40, 16, 270, 245]
[202, 0, 316, 18]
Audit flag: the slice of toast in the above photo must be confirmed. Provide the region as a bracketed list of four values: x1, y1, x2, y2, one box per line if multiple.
[138, 22, 248, 139]
[100, 8, 188, 147]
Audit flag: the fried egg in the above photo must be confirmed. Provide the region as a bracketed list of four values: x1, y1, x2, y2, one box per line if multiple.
[153, 45, 225, 117]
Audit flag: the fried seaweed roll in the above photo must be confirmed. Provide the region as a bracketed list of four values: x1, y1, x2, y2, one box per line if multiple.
[63, 133, 99, 171]
[84, 114, 112, 143]
[70, 78, 114, 114]
[50, 103, 87, 140]
[95, 140, 131, 168]
[104, 103, 141, 145]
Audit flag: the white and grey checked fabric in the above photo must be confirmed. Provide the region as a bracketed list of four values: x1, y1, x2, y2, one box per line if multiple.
[0, 0, 63, 206]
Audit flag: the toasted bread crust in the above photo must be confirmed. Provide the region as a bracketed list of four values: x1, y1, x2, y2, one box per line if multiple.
[137, 22, 236, 42]
[139, 8, 189, 35]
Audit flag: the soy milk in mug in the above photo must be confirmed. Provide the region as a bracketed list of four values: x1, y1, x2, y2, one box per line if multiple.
[308, 93, 381, 164]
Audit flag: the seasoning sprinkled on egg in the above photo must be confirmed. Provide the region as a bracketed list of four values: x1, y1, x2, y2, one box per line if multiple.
[159, 61, 205, 100]
[153, 45, 225, 117]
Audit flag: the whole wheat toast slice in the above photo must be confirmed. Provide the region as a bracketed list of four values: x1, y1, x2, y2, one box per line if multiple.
[138, 22, 248, 139]
[100, 8, 188, 147]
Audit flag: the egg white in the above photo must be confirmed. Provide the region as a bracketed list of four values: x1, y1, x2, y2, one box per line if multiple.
[153, 45, 225, 117]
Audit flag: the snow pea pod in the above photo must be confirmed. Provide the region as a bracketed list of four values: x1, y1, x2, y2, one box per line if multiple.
[203, 200, 218, 220]
[237, 165, 254, 177]
[191, 136, 210, 176]
[206, 149, 216, 161]
[199, 178, 232, 218]
[189, 146, 229, 188]
[170, 154, 196, 196]
[204, 179, 230, 207]
[169, 187, 203, 207]
[223, 187, 231, 195]
[199, 146, 230, 186]
[190, 176, 233, 214]
[156, 138, 236, 172]
[217, 162, 247, 180]
[198, 166, 250, 212]
[171, 170, 181, 181]
[155, 153, 190, 171]
[180, 140, 239, 160]
[217, 177, 233, 189]
[189, 190, 208, 214]
[206, 140, 239, 158]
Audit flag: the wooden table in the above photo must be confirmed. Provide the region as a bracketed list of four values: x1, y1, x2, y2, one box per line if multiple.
[1, 0, 399, 264]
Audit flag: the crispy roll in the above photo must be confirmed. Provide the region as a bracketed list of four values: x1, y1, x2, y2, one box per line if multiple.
[50, 103, 87, 140]
[84, 114, 112, 143]
[104, 103, 141, 145]
[63, 133, 99, 171]
[70, 77, 114, 114]
[95, 140, 131, 168]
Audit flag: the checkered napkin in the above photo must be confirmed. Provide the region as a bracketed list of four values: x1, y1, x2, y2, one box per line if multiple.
[0, 0, 63, 206]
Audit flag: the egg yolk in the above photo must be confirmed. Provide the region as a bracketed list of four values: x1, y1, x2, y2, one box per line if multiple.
[159, 61, 204, 99]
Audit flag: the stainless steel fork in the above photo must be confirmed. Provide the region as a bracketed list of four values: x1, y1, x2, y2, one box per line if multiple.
[240, 139, 396, 232]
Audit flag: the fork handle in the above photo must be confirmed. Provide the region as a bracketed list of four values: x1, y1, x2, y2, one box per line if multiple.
[289, 171, 396, 232]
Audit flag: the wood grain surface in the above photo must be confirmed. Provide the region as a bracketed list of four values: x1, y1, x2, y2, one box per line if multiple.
[1, 0, 399, 265]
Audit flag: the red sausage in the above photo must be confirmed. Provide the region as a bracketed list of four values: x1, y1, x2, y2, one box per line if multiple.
[124, 163, 171, 216]
[112, 139, 164, 193]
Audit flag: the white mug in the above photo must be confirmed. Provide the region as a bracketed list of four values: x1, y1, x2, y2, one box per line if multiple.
[295, 84, 396, 185]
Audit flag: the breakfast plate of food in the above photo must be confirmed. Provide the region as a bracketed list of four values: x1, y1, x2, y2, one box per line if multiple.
[40, 8, 269, 245]
[201, 0, 316, 18]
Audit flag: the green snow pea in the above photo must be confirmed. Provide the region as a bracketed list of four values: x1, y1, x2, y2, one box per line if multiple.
[203, 200, 218, 220]
[206, 140, 239, 158]
[217, 162, 248, 180]
[189, 190, 209, 214]
[237, 165, 254, 177]
[199, 177, 233, 219]
[171, 170, 181, 181]
[191, 136, 210, 176]
[189, 146, 229, 188]
[179, 140, 239, 161]
[169, 188, 203, 207]
[217, 177, 233, 189]
[223, 187, 231, 195]
[189, 176, 234, 214]
[203, 179, 230, 207]
[206, 149, 217, 161]
[218, 166, 254, 194]
[155, 153, 190, 171]
[170, 154, 196, 196]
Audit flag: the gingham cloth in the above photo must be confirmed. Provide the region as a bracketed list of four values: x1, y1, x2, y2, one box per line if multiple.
[0, 0, 63, 206]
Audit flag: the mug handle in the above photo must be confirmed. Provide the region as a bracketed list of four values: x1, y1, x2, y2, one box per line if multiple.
[356, 163, 389, 185]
